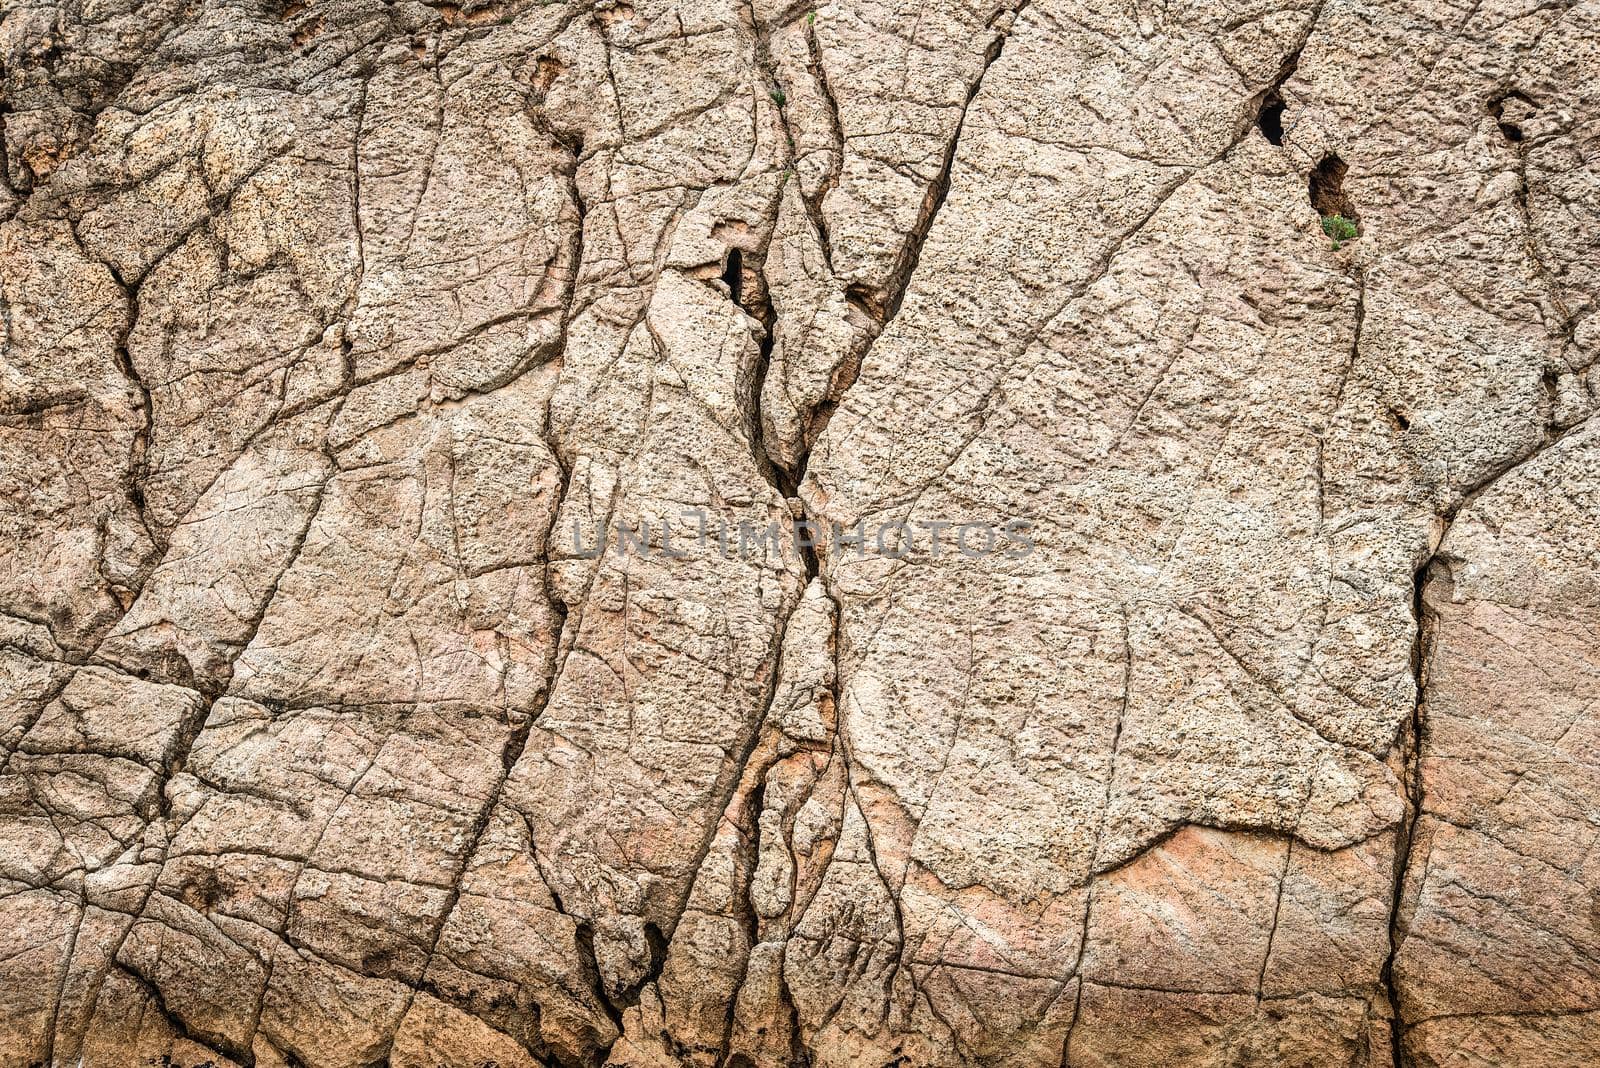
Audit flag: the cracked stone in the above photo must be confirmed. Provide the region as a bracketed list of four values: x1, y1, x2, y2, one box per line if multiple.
[1, 0, 1598, 1065]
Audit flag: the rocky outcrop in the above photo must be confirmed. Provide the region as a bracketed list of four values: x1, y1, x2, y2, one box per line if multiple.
[1, 0, 1596, 1065]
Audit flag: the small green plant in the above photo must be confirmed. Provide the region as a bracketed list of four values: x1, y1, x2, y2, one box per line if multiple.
[1321, 213, 1358, 249]
[807, 10, 816, 23]
[770, 86, 787, 107]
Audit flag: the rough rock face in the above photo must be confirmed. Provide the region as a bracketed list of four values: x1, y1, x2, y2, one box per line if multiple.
[0, 0, 1596, 1065]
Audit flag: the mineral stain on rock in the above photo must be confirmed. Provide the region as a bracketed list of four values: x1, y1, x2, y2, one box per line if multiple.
[1, 0, 1597, 1066]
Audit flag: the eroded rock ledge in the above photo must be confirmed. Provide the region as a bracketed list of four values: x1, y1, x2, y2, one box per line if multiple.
[1, 0, 1597, 1065]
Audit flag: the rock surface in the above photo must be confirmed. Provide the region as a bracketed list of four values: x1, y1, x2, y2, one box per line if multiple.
[0, 0, 1597, 1065]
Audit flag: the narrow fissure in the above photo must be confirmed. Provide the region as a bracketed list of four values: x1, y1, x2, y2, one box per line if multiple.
[712, 15, 1050, 1047]
[722, 240, 821, 579]
[873, 0, 1031, 326]
[1493, 88, 1587, 391]
[715, 775, 768, 1065]
[401, 600, 571, 1059]
[747, 0, 1039, 560]
[107, 263, 162, 580]
[129, 966, 256, 1066]
[417, 108, 597, 1066]
[1382, 549, 1443, 1068]
[738, 0, 838, 533]
[575, 920, 624, 1034]
[800, 15, 843, 269]
[1376, 334, 1595, 1062]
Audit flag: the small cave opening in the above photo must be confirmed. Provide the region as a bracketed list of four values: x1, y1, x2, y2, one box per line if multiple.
[1257, 90, 1286, 146]
[1309, 154, 1363, 249]
[1309, 154, 1357, 221]
[721, 247, 744, 308]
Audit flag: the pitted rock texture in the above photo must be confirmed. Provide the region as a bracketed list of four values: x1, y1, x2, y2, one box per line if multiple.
[1, 0, 1597, 1066]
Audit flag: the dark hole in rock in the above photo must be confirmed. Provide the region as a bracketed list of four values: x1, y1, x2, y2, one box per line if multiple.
[1258, 91, 1286, 145]
[1491, 90, 1535, 143]
[722, 247, 744, 307]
